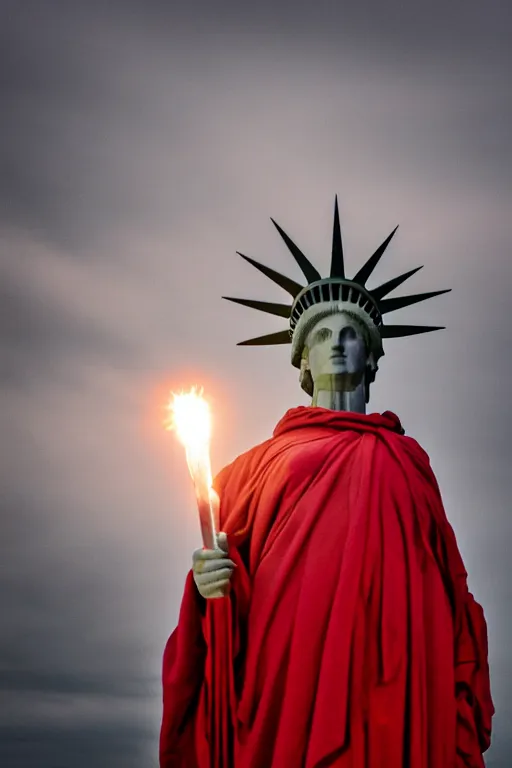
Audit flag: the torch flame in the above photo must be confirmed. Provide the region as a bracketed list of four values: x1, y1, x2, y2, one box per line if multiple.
[165, 386, 219, 549]
[167, 386, 211, 449]
[166, 386, 213, 489]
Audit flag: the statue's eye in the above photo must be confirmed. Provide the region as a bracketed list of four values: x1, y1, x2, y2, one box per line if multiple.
[341, 326, 357, 340]
[313, 327, 332, 344]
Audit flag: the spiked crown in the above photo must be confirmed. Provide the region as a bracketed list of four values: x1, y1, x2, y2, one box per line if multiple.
[223, 197, 450, 369]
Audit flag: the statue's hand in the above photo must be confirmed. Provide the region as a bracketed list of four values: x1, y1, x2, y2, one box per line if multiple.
[192, 532, 235, 599]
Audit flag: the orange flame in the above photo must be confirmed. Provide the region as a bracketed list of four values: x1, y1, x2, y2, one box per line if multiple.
[165, 386, 219, 548]
[165, 386, 214, 492]
[166, 386, 211, 448]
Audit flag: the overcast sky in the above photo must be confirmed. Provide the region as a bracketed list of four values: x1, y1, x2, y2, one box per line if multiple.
[0, 1, 511, 766]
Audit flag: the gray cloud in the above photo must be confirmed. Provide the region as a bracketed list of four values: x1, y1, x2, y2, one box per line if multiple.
[0, 1, 510, 766]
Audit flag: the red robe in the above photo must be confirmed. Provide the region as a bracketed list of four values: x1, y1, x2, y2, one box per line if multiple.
[160, 407, 493, 767]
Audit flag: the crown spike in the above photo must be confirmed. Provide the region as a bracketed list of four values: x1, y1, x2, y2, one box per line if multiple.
[353, 226, 399, 286]
[222, 296, 291, 318]
[371, 266, 423, 301]
[380, 324, 445, 338]
[330, 195, 345, 278]
[237, 252, 303, 298]
[270, 218, 321, 284]
[379, 289, 451, 315]
[237, 330, 291, 346]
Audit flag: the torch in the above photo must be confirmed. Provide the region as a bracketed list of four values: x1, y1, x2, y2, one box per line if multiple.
[167, 387, 231, 763]
[166, 387, 219, 550]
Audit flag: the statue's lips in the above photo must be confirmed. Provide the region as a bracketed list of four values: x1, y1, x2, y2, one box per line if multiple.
[330, 354, 346, 362]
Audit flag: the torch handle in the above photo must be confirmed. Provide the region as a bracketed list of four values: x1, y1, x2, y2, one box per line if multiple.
[184, 447, 219, 551]
[197, 495, 217, 549]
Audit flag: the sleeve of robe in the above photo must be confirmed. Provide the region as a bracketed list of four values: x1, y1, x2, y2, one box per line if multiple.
[453, 567, 494, 764]
[159, 571, 208, 768]
[159, 453, 256, 768]
[410, 439, 494, 765]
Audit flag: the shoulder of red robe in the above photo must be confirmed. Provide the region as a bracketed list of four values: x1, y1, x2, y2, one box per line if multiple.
[273, 406, 405, 437]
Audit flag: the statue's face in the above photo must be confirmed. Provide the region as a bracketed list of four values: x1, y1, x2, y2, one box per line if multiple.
[305, 312, 369, 382]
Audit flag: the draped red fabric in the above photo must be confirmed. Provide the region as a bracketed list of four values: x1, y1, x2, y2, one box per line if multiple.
[160, 407, 493, 768]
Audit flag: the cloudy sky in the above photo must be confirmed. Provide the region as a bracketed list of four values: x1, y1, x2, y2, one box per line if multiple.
[0, 1, 510, 766]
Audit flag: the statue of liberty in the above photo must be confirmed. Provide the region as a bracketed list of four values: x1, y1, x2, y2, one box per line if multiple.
[159, 198, 493, 767]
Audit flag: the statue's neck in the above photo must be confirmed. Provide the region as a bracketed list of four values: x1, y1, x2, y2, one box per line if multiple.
[311, 374, 366, 414]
